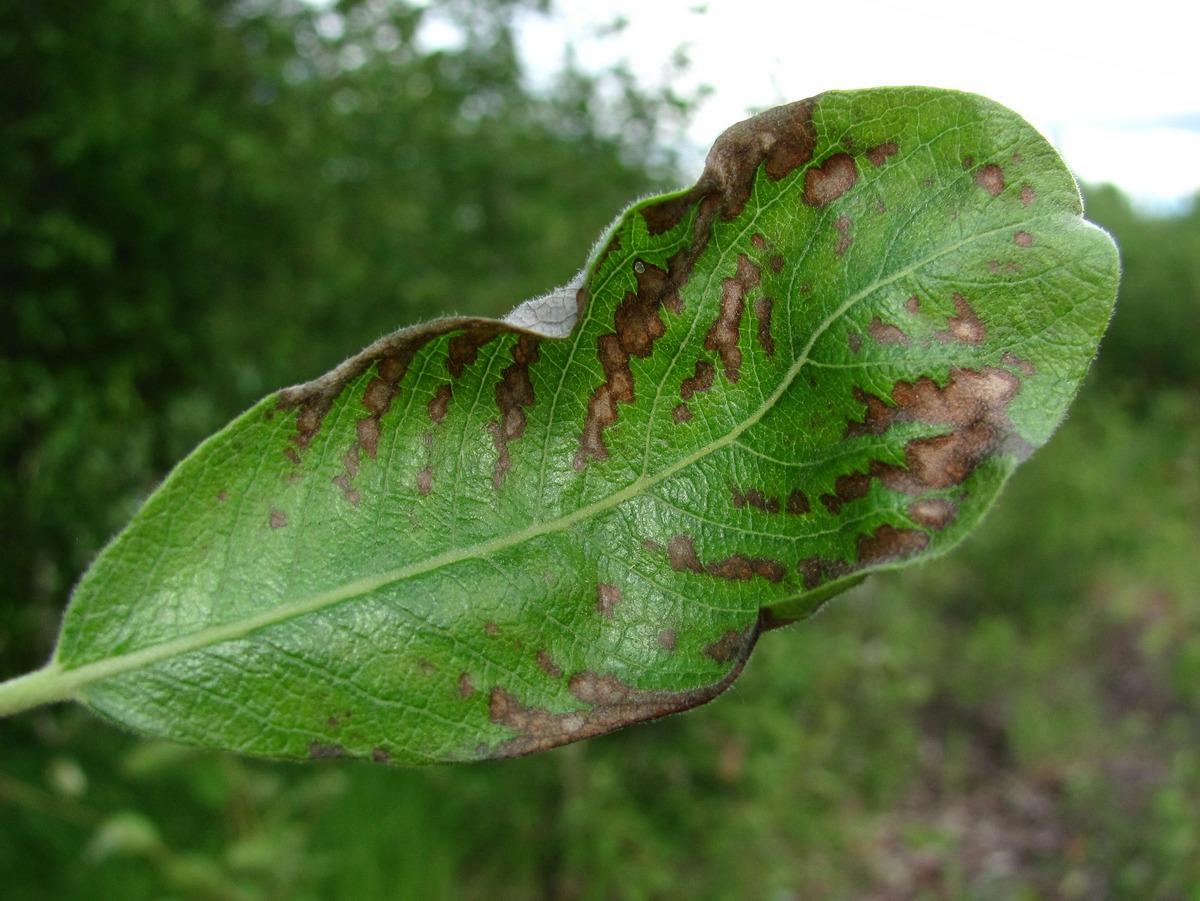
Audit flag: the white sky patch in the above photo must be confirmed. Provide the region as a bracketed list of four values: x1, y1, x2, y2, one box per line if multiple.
[516, 0, 1200, 211]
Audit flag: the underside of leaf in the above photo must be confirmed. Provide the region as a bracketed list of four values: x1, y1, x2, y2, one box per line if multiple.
[52, 88, 1119, 764]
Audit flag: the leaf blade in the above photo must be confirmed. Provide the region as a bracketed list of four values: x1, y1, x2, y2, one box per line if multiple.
[55, 88, 1119, 764]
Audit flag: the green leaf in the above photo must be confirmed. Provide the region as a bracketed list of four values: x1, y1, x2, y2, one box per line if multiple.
[11, 88, 1119, 764]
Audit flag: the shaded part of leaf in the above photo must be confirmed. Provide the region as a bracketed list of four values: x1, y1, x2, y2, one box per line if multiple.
[486, 617, 761, 759]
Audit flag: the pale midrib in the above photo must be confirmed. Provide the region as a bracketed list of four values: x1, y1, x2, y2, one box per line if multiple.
[37, 215, 1044, 704]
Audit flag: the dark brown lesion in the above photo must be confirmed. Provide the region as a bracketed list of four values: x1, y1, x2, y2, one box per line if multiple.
[705, 254, 762, 384]
[596, 583, 621, 619]
[850, 366, 1028, 497]
[536, 650, 564, 678]
[798, 555, 853, 591]
[935, 294, 986, 346]
[680, 360, 715, 399]
[427, 383, 452, 424]
[489, 334, 540, 489]
[641, 98, 820, 239]
[868, 316, 911, 346]
[667, 535, 786, 584]
[865, 142, 899, 167]
[833, 214, 853, 256]
[732, 486, 781, 514]
[671, 403, 693, 424]
[974, 164, 1005, 197]
[857, 524, 929, 564]
[803, 152, 858, 207]
[487, 617, 761, 759]
[575, 261, 684, 469]
[753, 297, 776, 357]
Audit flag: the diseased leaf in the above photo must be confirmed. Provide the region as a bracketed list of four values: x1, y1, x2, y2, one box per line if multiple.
[46, 88, 1118, 764]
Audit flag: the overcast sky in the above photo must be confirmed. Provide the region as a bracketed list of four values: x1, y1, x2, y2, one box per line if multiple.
[510, 0, 1200, 211]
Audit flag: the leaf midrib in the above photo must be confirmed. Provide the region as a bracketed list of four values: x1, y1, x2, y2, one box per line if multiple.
[53, 215, 1050, 700]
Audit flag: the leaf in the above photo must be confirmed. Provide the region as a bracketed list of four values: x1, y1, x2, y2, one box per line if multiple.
[42, 88, 1118, 764]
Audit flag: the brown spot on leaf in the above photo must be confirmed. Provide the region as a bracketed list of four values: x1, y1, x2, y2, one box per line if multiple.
[848, 331, 863, 354]
[821, 470, 872, 514]
[936, 294, 987, 346]
[641, 194, 698, 236]
[857, 524, 930, 565]
[769, 254, 784, 273]
[786, 489, 811, 516]
[668, 534, 704, 573]
[487, 619, 759, 759]
[908, 497, 958, 531]
[732, 486, 781, 514]
[597, 583, 621, 619]
[356, 417, 382, 458]
[458, 673, 475, 698]
[844, 367, 1031, 504]
[705, 628, 748, 664]
[416, 466, 433, 497]
[308, 742, 346, 760]
[372, 747, 391, 763]
[1020, 184, 1036, 205]
[705, 254, 761, 383]
[672, 403, 693, 424]
[217, 490, 228, 503]
[485, 621, 499, 635]
[576, 261, 680, 469]
[447, 328, 496, 378]
[869, 316, 910, 346]
[681, 360, 715, 399]
[1001, 352, 1036, 376]
[668, 535, 786, 583]
[866, 141, 899, 167]
[804, 152, 858, 207]
[905, 295, 921, 314]
[834, 214, 853, 256]
[658, 630, 677, 651]
[428, 383, 452, 424]
[419, 660, 437, 674]
[489, 334, 540, 488]
[962, 156, 974, 170]
[1015, 231, 1033, 247]
[753, 297, 776, 356]
[536, 650, 564, 678]
[269, 509, 288, 529]
[798, 555, 852, 590]
[327, 715, 340, 728]
[975, 164, 1005, 197]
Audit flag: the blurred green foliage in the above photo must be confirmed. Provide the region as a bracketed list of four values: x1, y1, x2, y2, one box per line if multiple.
[2, 0, 1199, 898]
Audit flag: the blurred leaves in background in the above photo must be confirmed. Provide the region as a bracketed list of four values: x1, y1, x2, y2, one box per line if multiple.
[2, 0, 1198, 898]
